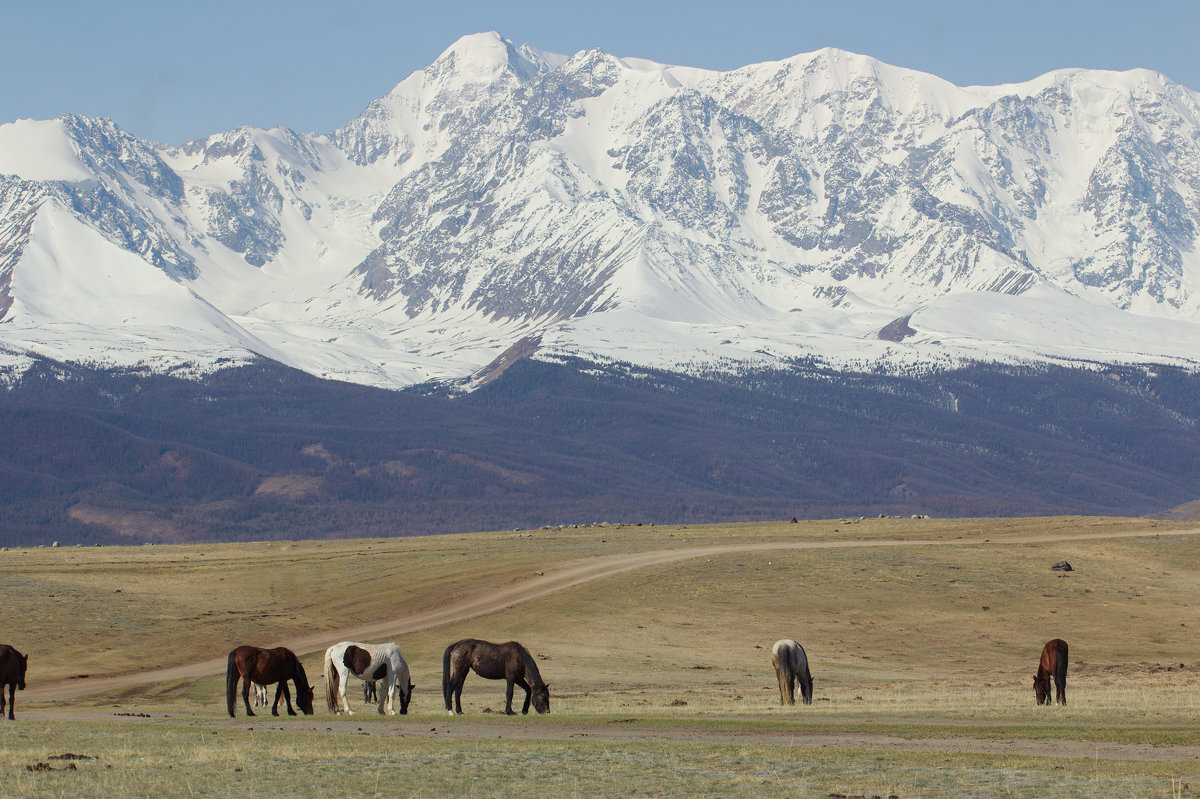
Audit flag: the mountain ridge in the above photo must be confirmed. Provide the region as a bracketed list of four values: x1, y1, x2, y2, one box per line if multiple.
[1, 32, 1199, 389]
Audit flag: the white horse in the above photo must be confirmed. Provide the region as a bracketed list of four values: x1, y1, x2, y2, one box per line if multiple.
[323, 641, 413, 715]
[771, 639, 814, 705]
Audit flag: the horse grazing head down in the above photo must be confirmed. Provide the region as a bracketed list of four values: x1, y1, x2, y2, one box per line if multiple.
[399, 681, 415, 714]
[297, 684, 316, 715]
[531, 683, 550, 714]
[1033, 671, 1047, 704]
[17, 653, 27, 690]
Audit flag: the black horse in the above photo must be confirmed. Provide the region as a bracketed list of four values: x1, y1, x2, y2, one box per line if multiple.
[0, 643, 28, 720]
[442, 638, 549, 715]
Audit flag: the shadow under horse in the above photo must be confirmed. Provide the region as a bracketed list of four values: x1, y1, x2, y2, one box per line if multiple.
[442, 638, 550, 715]
[226, 645, 315, 717]
[1034, 638, 1068, 705]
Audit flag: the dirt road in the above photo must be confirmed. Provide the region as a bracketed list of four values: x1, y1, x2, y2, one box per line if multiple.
[24, 524, 1199, 703]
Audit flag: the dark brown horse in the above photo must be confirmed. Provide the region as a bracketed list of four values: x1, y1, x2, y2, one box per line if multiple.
[1034, 638, 1068, 705]
[226, 646, 314, 717]
[0, 643, 28, 720]
[443, 639, 549, 715]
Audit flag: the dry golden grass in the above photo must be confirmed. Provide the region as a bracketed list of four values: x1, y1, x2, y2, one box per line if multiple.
[4, 515, 1200, 796]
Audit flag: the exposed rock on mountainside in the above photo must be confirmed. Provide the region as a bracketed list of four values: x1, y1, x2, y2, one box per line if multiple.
[1, 33, 1199, 388]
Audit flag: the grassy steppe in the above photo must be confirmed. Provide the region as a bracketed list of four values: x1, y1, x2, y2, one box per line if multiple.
[3, 516, 1200, 797]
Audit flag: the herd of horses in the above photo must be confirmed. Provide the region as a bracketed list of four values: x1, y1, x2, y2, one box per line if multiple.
[0, 635, 1067, 720]
[223, 637, 547, 718]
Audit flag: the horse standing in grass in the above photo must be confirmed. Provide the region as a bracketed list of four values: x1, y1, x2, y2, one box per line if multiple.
[1034, 638, 1068, 705]
[443, 639, 549, 715]
[0, 644, 28, 720]
[225, 646, 314, 717]
[771, 639, 814, 705]
[324, 641, 413, 715]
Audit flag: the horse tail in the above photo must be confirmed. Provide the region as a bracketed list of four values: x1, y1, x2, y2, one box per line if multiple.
[225, 650, 238, 718]
[1056, 641, 1068, 701]
[324, 646, 340, 713]
[442, 642, 454, 711]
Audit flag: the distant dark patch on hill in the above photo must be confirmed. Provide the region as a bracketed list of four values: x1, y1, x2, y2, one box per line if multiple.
[0, 356, 1197, 546]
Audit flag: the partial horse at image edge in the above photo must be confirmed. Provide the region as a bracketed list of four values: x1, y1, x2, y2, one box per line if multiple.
[771, 639, 813, 705]
[0, 643, 28, 720]
[443, 638, 550, 715]
[225, 645, 315, 717]
[1035, 638, 1068, 705]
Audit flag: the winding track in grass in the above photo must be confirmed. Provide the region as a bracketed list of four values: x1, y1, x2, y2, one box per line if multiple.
[25, 523, 1199, 705]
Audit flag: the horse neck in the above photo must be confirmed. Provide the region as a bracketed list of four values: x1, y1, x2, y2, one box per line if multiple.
[518, 646, 544, 686]
[291, 658, 311, 691]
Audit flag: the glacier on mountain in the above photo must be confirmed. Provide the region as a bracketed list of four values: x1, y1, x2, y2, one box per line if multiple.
[1, 32, 1199, 389]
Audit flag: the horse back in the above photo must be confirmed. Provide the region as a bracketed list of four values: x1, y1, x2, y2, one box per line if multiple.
[234, 645, 297, 684]
[772, 639, 805, 671]
[0, 644, 24, 682]
[450, 639, 530, 681]
[1040, 638, 1068, 672]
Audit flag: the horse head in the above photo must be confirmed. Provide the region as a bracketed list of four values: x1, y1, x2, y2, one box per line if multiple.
[531, 683, 550, 714]
[1033, 671, 1047, 705]
[399, 681, 415, 714]
[17, 652, 27, 690]
[298, 684, 316, 715]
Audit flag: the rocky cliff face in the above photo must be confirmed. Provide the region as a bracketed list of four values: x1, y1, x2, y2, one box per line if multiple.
[1, 33, 1199, 388]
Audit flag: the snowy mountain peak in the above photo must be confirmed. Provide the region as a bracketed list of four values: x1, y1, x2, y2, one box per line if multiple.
[431, 31, 547, 83]
[3, 36, 1200, 389]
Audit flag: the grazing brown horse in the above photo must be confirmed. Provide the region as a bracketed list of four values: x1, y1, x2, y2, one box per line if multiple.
[443, 639, 549, 715]
[226, 646, 314, 717]
[0, 643, 29, 720]
[1034, 638, 1069, 705]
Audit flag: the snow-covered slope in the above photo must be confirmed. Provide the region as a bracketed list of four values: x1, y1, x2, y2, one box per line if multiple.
[3, 32, 1200, 388]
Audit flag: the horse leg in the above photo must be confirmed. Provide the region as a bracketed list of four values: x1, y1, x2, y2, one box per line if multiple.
[282, 682, 296, 716]
[381, 674, 395, 715]
[1056, 673, 1066, 705]
[5, 683, 12, 720]
[338, 669, 354, 716]
[451, 663, 470, 714]
[1, 683, 8, 720]
[504, 679, 517, 715]
[513, 676, 532, 714]
[242, 677, 256, 717]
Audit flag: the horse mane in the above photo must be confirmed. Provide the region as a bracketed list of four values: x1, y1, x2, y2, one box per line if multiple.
[517, 643, 545, 687]
[290, 651, 312, 695]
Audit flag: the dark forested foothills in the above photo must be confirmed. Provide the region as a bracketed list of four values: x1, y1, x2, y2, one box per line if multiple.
[1, 356, 1199, 547]
[3, 517, 1200, 797]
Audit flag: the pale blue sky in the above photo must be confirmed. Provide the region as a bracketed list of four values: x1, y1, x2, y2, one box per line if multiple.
[2, 0, 1195, 145]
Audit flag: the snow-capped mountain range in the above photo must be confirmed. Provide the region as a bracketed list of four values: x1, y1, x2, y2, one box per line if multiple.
[3, 31, 1200, 389]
